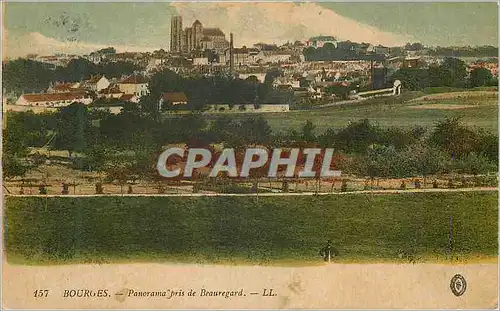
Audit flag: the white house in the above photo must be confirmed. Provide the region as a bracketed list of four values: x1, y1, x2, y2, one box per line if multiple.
[83, 75, 110, 92]
[117, 74, 149, 97]
[193, 58, 209, 66]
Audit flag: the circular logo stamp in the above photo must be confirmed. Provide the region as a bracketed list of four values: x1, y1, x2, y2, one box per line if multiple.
[450, 274, 467, 296]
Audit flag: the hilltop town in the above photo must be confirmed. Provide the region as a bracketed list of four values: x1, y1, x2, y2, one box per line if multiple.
[2, 15, 498, 113]
[2, 14, 498, 197]
[2, 6, 499, 286]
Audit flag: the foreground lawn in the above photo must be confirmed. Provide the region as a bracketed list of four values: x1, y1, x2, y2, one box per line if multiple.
[4, 192, 498, 265]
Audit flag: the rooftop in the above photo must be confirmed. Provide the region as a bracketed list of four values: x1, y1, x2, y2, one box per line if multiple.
[22, 92, 88, 102]
[162, 92, 188, 102]
[87, 75, 105, 84]
[119, 74, 148, 84]
[202, 28, 225, 37]
[310, 36, 337, 42]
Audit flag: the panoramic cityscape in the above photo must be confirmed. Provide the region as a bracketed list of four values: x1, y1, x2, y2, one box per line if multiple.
[2, 2, 498, 310]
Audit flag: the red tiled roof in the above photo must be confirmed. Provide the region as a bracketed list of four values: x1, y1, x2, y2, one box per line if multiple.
[120, 94, 135, 101]
[162, 92, 188, 102]
[87, 75, 105, 83]
[119, 74, 148, 84]
[99, 85, 122, 94]
[22, 92, 88, 103]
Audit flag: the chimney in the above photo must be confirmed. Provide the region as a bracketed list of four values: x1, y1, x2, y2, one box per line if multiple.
[229, 33, 234, 74]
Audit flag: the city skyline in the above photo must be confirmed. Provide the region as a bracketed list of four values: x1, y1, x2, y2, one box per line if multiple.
[3, 2, 498, 59]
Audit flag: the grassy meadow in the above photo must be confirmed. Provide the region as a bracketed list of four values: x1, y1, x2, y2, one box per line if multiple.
[5, 191, 498, 265]
[199, 91, 498, 134]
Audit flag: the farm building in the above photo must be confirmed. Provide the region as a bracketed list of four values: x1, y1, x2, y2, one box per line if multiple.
[15, 92, 93, 107]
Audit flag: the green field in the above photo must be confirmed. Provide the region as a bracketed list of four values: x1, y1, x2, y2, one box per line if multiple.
[205, 92, 498, 134]
[5, 192, 498, 265]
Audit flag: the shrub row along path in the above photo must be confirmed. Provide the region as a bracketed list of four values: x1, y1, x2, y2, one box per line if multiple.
[4, 186, 497, 198]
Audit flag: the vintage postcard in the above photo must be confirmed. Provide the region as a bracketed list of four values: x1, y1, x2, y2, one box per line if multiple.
[1, 1, 498, 309]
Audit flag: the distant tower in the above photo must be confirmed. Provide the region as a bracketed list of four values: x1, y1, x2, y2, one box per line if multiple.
[170, 16, 183, 53]
[229, 33, 234, 73]
[192, 20, 203, 50]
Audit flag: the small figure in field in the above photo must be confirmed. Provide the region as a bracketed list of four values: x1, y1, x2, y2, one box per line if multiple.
[319, 239, 338, 262]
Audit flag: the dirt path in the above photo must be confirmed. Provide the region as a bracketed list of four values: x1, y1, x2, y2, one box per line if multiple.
[3, 261, 497, 309]
[4, 186, 497, 198]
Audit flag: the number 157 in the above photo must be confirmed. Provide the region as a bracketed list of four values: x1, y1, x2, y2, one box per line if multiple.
[34, 290, 49, 298]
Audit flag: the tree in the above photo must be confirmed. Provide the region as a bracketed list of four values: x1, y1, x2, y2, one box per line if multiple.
[81, 143, 108, 172]
[301, 120, 316, 142]
[54, 58, 97, 82]
[334, 119, 381, 154]
[3, 112, 30, 157]
[405, 143, 448, 182]
[54, 102, 90, 156]
[3, 154, 30, 180]
[146, 68, 185, 100]
[264, 68, 283, 85]
[246, 75, 259, 83]
[238, 116, 272, 146]
[469, 67, 493, 87]
[98, 61, 139, 79]
[391, 68, 430, 91]
[452, 153, 496, 175]
[2, 59, 54, 95]
[209, 116, 238, 143]
[428, 117, 480, 159]
[430, 57, 467, 87]
[324, 85, 350, 99]
[405, 42, 424, 51]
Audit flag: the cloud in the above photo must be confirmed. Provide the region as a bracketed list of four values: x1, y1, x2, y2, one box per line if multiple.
[2, 2, 414, 59]
[3, 31, 161, 59]
[171, 2, 413, 47]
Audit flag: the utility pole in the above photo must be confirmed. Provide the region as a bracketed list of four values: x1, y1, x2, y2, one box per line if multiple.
[448, 214, 453, 260]
[229, 33, 234, 75]
[370, 59, 375, 90]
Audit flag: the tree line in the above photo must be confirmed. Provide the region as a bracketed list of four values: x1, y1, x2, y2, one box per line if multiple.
[2, 58, 141, 96]
[303, 42, 386, 62]
[138, 68, 290, 116]
[391, 57, 497, 90]
[4, 103, 497, 183]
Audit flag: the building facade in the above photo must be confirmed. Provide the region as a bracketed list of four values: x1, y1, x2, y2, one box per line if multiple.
[170, 16, 183, 53]
[117, 74, 149, 97]
[170, 16, 229, 54]
[15, 92, 93, 107]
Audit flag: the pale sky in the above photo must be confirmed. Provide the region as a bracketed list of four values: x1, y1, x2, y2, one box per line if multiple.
[2, 2, 498, 59]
